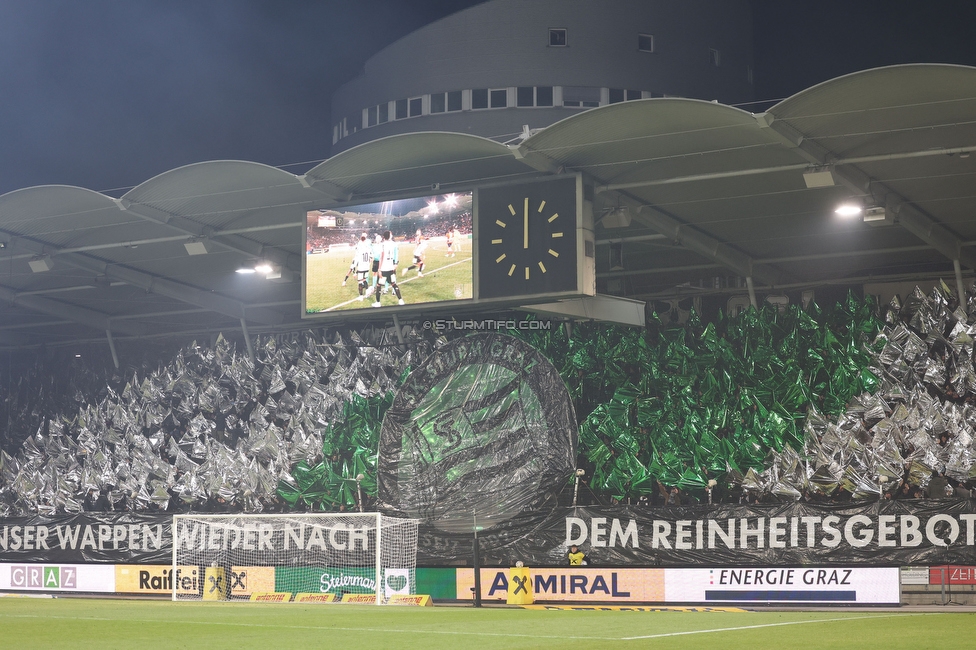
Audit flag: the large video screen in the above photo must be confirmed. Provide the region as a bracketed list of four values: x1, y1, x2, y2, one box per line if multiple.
[304, 192, 473, 315]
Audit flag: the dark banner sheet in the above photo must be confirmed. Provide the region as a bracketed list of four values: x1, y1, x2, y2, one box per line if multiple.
[418, 500, 976, 567]
[0, 513, 170, 564]
[3, 501, 975, 566]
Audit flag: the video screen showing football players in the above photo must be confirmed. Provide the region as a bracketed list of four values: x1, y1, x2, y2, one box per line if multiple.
[304, 192, 473, 314]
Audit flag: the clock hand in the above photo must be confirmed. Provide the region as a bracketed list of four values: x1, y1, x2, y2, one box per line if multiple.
[523, 197, 529, 249]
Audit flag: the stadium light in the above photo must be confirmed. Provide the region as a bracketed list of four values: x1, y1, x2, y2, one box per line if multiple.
[28, 255, 54, 273]
[803, 168, 836, 188]
[183, 240, 211, 255]
[834, 203, 862, 218]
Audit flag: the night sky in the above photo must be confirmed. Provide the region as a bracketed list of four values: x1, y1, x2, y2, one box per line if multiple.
[1, 0, 974, 197]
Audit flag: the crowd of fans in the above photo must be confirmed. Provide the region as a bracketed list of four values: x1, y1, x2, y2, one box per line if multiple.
[306, 212, 472, 253]
[3, 281, 976, 518]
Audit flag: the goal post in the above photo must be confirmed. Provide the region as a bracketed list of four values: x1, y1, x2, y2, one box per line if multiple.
[171, 513, 418, 603]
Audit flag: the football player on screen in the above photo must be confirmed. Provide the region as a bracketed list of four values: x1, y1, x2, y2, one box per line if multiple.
[373, 231, 404, 306]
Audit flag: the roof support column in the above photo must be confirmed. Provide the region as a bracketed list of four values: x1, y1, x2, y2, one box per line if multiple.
[746, 276, 758, 309]
[106, 329, 119, 369]
[955, 260, 967, 307]
[391, 314, 405, 345]
[240, 318, 255, 365]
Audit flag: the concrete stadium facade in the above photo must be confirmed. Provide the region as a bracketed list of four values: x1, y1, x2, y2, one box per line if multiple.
[331, 0, 754, 152]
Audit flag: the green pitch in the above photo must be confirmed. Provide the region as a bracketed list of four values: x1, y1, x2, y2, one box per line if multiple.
[305, 243, 472, 313]
[1, 598, 973, 649]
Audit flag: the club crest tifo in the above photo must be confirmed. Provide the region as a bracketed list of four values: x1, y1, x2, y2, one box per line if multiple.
[378, 333, 577, 532]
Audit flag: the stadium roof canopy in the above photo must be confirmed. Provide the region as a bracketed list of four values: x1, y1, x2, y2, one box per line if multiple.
[1, 64, 976, 350]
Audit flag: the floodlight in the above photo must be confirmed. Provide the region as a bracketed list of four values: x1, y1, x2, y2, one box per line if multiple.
[29, 256, 53, 273]
[803, 169, 836, 188]
[183, 240, 210, 256]
[834, 204, 862, 218]
[601, 207, 632, 229]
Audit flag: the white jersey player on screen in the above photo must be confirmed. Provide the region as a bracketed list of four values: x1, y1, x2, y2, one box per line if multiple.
[405, 230, 427, 276]
[354, 234, 373, 300]
[374, 230, 404, 306]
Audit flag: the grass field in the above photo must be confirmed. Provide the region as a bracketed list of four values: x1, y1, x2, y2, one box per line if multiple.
[306, 241, 472, 313]
[1, 598, 973, 649]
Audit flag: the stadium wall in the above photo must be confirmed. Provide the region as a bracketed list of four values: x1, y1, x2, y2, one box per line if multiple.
[331, 0, 754, 151]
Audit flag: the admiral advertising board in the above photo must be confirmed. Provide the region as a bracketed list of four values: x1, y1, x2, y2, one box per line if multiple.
[456, 567, 900, 604]
[458, 568, 663, 602]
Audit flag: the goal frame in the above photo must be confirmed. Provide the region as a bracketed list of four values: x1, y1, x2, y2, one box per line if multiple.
[170, 512, 416, 604]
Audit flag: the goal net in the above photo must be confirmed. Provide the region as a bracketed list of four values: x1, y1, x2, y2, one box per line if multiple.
[171, 513, 418, 603]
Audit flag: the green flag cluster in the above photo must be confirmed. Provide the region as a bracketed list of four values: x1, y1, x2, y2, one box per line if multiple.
[513, 293, 884, 500]
[277, 391, 394, 510]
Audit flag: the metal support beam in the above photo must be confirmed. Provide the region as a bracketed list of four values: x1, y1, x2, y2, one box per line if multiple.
[746, 276, 758, 309]
[595, 143, 976, 193]
[114, 199, 302, 273]
[0, 283, 147, 336]
[525, 294, 646, 327]
[391, 314, 405, 344]
[0, 222, 301, 265]
[955, 259, 967, 305]
[240, 318, 255, 365]
[106, 329, 119, 369]
[1, 231, 284, 326]
[0, 330, 39, 347]
[297, 174, 355, 203]
[760, 112, 976, 271]
[629, 202, 786, 286]
[510, 142, 788, 288]
[630, 267, 975, 303]
[595, 234, 668, 246]
[893, 205, 976, 270]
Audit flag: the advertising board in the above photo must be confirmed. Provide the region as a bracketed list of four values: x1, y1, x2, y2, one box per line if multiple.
[457, 566, 900, 604]
[665, 567, 900, 604]
[0, 563, 115, 593]
[457, 568, 663, 602]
